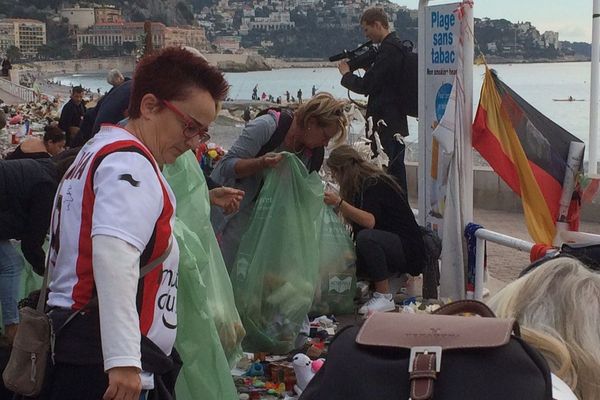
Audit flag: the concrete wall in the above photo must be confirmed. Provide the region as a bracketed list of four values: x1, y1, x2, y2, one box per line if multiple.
[406, 162, 600, 223]
[21, 56, 136, 76]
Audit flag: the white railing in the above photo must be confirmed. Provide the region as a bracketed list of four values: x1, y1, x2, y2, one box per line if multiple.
[471, 228, 534, 300]
[0, 78, 35, 103]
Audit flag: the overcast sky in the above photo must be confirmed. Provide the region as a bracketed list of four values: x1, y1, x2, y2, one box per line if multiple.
[394, 1, 593, 43]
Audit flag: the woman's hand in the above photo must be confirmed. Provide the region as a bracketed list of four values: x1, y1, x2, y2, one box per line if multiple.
[210, 187, 245, 215]
[261, 152, 283, 168]
[103, 367, 141, 400]
[324, 191, 341, 206]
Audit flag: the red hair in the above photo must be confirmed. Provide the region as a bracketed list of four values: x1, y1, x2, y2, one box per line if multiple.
[128, 47, 229, 119]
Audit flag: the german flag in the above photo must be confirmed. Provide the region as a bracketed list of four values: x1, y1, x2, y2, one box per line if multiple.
[473, 68, 583, 245]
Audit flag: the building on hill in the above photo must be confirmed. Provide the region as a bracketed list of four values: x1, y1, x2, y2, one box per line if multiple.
[165, 26, 209, 50]
[95, 6, 124, 24]
[0, 19, 46, 58]
[76, 21, 208, 52]
[77, 22, 124, 51]
[60, 5, 95, 31]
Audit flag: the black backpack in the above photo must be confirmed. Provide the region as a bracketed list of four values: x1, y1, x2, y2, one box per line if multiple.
[300, 301, 553, 400]
[254, 108, 324, 173]
[388, 39, 418, 118]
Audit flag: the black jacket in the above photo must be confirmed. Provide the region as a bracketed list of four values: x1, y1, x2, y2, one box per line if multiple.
[341, 32, 408, 137]
[0, 158, 58, 275]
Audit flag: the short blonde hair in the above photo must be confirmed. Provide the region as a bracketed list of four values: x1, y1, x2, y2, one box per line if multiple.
[294, 92, 348, 147]
[488, 257, 600, 399]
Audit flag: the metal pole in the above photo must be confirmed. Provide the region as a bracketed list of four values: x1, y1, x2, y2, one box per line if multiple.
[462, 3, 474, 223]
[417, 0, 429, 225]
[474, 237, 485, 300]
[589, 0, 600, 175]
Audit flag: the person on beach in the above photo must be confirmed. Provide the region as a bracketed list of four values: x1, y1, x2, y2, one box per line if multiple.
[107, 69, 125, 88]
[42, 47, 229, 400]
[338, 7, 410, 193]
[210, 92, 348, 271]
[489, 257, 600, 400]
[297, 88, 303, 104]
[323, 145, 425, 314]
[58, 86, 86, 147]
[6, 125, 66, 160]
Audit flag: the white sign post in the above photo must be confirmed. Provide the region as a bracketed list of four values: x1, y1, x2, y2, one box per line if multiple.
[418, 1, 473, 299]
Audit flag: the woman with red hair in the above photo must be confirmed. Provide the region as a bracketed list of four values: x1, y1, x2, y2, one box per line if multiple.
[42, 47, 229, 400]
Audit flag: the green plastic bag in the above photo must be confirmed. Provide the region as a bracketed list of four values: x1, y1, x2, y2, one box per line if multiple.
[163, 151, 242, 400]
[232, 153, 324, 354]
[15, 242, 44, 301]
[171, 220, 237, 400]
[310, 206, 356, 316]
[163, 150, 245, 366]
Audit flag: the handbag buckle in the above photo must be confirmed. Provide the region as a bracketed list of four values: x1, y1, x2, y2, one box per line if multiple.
[408, 346, 442, 372]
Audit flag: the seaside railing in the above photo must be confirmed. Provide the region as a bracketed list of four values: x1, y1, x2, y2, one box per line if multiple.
[0, 78, 35, 103]
[471, 228, 534, 300]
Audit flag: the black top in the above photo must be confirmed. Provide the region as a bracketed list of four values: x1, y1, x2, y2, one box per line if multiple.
[5, 146, 50, 160]
[341, 32, 408, 137]
[352, 177, 425, 270]
[59, 99, 86, 146]
[91, 79, 133, 135]
[0, 158, 58, 275]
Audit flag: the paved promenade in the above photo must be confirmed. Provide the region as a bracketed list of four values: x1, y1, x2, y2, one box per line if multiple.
[0, 87, 25, 105]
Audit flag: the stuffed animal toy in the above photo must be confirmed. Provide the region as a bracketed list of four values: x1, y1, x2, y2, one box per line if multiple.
[292, 353, 324, 395]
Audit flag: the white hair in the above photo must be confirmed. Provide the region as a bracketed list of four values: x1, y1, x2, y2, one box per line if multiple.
[181, 46, 207, 61]
[106, 69, 124, 86]
[488, 257, 600, 399]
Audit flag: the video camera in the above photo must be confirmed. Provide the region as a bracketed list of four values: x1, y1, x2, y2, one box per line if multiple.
[329, 41, 378, 72]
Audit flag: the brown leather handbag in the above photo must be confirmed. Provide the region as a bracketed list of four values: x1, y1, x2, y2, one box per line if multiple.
[300, 300, 553, 400]
[2, 241, 172, 397]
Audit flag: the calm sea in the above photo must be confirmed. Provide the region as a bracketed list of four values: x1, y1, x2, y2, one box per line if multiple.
[52, 62, 596, 157]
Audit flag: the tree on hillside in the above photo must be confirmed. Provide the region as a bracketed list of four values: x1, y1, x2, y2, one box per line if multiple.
[79, 43, 101, 58]
[123, 41, 137, 55]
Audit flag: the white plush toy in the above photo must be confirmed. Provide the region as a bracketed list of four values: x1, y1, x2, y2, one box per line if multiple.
[292, 353, 324, 395]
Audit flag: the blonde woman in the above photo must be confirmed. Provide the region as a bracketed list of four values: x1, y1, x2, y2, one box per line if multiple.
[210, 92, 348, 270]
[323, 145, 425, 314]
[488, 257, 600, 400]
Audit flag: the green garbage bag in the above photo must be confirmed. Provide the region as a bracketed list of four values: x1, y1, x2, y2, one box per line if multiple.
[310, 206, 356, 316]
[172, 220, 237, 400]
[163, 150, 245, 366]
[232, 152, 324, 354]
[15, 241, 44, 301]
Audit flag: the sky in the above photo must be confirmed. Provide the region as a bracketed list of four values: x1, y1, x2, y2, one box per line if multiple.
[395, 1, 593, 43]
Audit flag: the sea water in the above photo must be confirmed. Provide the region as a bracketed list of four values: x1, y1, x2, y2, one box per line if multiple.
[51, 62, 594, 154]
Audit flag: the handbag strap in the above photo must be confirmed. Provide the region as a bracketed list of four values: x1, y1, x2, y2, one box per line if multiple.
[54, 239, 173, 333]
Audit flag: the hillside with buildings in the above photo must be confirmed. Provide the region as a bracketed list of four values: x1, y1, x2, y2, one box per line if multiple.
[0, 0, 591, 63]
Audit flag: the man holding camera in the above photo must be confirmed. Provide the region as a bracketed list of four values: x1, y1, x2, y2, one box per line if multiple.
[338, 7, 409, 192]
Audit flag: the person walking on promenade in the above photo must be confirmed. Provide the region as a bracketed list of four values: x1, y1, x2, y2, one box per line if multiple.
[58, 86, 86, 148]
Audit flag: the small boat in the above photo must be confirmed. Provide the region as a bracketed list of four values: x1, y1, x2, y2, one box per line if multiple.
[553, 96, 585, 102]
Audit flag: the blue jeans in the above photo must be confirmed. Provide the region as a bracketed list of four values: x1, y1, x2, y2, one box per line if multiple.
[0, 240, 23, 326]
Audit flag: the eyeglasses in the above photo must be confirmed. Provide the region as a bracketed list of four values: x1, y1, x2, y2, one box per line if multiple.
[162, 99, 211, 143]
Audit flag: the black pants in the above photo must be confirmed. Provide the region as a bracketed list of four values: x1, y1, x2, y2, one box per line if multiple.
[355, 229, 408, 282]
[43, 362, 108, 400]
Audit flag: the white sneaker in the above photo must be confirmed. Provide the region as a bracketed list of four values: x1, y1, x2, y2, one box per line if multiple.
[358, 292, 396, 314]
